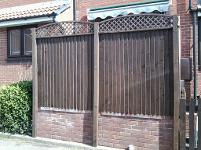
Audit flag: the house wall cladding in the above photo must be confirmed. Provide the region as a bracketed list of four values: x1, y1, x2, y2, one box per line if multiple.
[0, 29, 32, 85]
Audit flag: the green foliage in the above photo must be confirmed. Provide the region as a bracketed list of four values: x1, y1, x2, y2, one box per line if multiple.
[0, 81, 32, 135]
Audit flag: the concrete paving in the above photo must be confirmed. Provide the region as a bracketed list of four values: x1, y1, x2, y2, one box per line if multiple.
[0, 133, 120, 150]
[0, 137, 75, 150]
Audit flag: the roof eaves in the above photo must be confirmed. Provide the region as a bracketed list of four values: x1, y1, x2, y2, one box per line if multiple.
[53, 4, 70, 15]
[0, 16, 55, 28]
[0, 14, 56, 22]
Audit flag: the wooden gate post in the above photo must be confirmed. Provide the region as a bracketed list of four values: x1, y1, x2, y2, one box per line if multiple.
[92, 22, 100, 147]
[173, 16, 180, 150]
[32, 28, 38, 138]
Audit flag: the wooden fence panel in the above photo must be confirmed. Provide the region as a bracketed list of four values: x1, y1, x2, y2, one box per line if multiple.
[189, 99, 195, 150]
[37, 34, 93, 110]
[179, 99, 186, 150]
[198, 98, 201, 149]
[99, 29, 174, 116]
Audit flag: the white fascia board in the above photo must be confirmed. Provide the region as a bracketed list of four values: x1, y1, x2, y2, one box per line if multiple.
[0, 16, 54, 28]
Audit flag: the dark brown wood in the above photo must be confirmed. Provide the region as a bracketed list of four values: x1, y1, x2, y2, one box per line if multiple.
[32, 28, 38, 137]
[179, 98, 186, 150]
[172, 16, 180, 150]
[93, 22, 99, 147]
[36, 17, 177, 117]
[198, 98, 201, 149]
[99, 29, 174, 116]
[37, 34, 93, 111]
[189, 99, 195, 150]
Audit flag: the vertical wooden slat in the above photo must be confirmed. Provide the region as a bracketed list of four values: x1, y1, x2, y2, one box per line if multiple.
[136, 32, 141, 114]
[141, 32, 146, 115]
[42, 39, 46, 107]
[83, 35, 86, 110]
[109, 34, 112, 113]
[64, 37, 68, 109]
[150, 31, 156, 115]
[61, 38, 65, 109]
[93, 22, 99, 147]
[52, 38, 55, 108]
[133, 32, 137, 115]
[69, 37, 72, 109]
[88, 34, 93, 110]
[155, 31, 160, 115]
[198, 98, 201, 149]
[164, 30, 170, 115]
[179, 98, 186, 150]
[118, 33, 122, 113]
[54, 38, 59, 108]
[160, 30, 165, 115]
[99, 35, 103, 112]
[124, 33, 129, 114]
[189, 99, 195, 150]
[121, 33, 125, 114]
[46, 40, 51, 108]
[80, 36, 84, 110]
[77, 36, 80, 110]
[37, 39, 42, 108]
[128, 32, 133, 114]
[145, 31, 151, 115]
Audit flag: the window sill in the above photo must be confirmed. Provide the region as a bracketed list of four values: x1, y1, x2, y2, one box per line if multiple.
[7, 56, 32, 62]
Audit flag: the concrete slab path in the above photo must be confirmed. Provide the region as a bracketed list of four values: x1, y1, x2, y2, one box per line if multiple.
[0, 133, 120, 150]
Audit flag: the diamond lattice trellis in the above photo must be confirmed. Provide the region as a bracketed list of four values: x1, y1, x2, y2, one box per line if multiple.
[99, 14, 174, 33]
[36, 21, 94, 38]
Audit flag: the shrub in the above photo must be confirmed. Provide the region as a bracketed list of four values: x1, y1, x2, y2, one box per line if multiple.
[0, 81, 32, 135]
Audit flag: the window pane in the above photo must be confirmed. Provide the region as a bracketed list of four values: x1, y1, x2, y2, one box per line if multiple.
[24, 28, 32, 56]
[10, 29, 21, 56]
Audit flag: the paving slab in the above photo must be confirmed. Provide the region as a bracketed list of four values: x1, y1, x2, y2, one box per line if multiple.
[0, 133, 121, 150]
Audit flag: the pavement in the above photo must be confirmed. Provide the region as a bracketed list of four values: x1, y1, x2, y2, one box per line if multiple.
[0, 133, 120, 150]
[0, 137, 71, 150]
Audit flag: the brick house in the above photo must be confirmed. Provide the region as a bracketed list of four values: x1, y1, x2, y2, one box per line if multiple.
[0, 0, 73, 85]
[0, 0, 200, 150]
[0, 0, 199, 100]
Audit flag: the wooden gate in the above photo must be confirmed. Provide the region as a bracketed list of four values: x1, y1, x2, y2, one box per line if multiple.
[32, 14, 180, 148]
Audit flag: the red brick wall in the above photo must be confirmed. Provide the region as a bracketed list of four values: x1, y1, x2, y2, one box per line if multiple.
[0, 0, 50, 85]
[37, 111, 173, 150]
[176, 0, 201, 98]
[0, 0, 49, 8]
[37, 111, 93, 145]
[0, 29, 32, 86]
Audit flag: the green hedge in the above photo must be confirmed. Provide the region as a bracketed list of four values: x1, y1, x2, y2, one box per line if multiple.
[0, 81, 32, 135]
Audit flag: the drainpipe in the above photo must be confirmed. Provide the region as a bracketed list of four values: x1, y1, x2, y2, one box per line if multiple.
[189, 0, 197, 99]
[193, 12, 197, 99]
[189, 0, 198, 147]
[73, 0, 76, 21]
